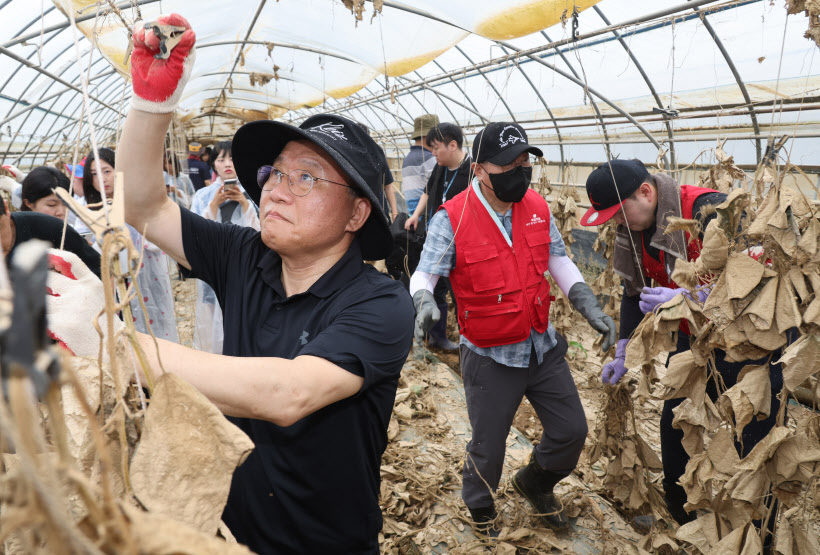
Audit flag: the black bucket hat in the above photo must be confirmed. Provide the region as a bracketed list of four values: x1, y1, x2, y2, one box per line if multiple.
[232, 114, 392, 260]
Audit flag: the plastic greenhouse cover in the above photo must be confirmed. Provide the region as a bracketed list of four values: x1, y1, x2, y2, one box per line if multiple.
[0, 0, 818, 168]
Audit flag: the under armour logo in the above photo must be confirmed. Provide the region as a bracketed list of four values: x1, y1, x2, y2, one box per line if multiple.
[498, 125, 525, 148]
[307, 122, 347, 141]
[299, 330, 310, 345]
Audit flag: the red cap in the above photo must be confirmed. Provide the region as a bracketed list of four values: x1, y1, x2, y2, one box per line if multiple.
[579, 200, 626, 226]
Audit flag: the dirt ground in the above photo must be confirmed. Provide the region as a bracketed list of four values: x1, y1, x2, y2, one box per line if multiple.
[170, 274, 819, 554]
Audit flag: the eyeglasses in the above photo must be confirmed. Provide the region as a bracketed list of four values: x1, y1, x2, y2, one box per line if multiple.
[257, 165, 352, 197]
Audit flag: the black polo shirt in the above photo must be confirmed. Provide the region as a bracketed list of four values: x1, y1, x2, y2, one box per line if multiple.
[179, 208, 414, 555]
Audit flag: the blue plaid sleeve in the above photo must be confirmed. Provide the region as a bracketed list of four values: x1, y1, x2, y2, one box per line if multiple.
[416, 210, 456, 277]
[549, 219, 567, 257]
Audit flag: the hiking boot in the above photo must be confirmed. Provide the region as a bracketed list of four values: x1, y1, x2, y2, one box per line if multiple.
[512, 450, 569, 531]
[468, 504, 500, 538]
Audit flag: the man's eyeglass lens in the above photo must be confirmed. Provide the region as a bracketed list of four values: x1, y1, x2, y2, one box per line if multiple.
[257, 165, 315, 196]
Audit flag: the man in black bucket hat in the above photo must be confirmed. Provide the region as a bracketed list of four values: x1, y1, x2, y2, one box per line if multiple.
[49, 15, 414, 555]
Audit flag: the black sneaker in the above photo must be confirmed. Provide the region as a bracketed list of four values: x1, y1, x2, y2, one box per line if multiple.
[468, 504, 500, 538]
[512, 453, 570, 531]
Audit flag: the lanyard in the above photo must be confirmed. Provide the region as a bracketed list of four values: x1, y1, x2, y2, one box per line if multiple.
[442, 167, 458, 203]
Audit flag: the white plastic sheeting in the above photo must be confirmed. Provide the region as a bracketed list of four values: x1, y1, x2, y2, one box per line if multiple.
[0, 0, 818, 171]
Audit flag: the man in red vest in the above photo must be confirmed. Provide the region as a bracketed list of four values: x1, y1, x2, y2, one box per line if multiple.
[411, 122, 616, 535]
[579, 160, 784, 545]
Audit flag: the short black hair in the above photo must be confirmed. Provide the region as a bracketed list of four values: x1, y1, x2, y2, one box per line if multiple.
[426, 122, 463, 149]
[213, 140, 232, 163]
[0, 195, 6, 215]
[83, 147, 116, 207]
[21, 166, 70, 210]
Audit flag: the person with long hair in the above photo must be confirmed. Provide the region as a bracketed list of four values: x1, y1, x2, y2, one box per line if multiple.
[189, 140, 259, 354]
[84, 148, 179, 343]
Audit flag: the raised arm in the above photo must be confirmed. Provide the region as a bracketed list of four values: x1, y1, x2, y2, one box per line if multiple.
[121, 14, 196, 269]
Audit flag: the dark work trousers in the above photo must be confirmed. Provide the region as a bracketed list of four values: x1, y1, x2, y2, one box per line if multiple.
[661, 332, 785, 531]
[460, 333, 588, 509]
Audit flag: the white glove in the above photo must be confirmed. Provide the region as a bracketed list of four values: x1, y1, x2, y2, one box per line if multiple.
[129, 14, 196, 114]
[46, 249, 123, 357]
[0, 175, 18, 193]
[2, 164, 25, 183]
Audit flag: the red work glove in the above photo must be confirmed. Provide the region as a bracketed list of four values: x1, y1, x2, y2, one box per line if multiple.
[130, 14, 196, 113]
[46, 249, 123, 357]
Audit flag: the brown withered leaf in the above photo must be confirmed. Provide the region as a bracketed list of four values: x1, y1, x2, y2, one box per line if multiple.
[666, 217, 700, 242]
[787, 267, 809, 301]
[661, 351, 706, 406]
[742, 276, 777, 331]
[130, 373, 254, 535]
[706, 427, 742, 478]
[737, 425, 791, 472]
[747, 187, 778, 237]
[680, 453, 717, 510]
[119, 503, 255, 555]
[775, 275, 802, 333]
[803, 296, 820, 326]
[718, 364, 771, 439]
[672, 397, 722, 456]
[670, 258, 699, 293]
[675, 512, 722, 553]
[695, 218, 730, 273]
[775, 333, 820, 391]
[741, 314, 787, 351]
[796, 217, 819, 265]
[771, 432, 820, 485]
[725, 254, 765, 300]
[714, 187, 750, 238]
[776, 508, 820, 555]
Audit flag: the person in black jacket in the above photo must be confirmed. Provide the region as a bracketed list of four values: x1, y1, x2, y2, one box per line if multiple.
[0, 195, 100, 277]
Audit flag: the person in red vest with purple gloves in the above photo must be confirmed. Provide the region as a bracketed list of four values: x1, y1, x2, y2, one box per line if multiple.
[410, 122, 616, 536]
[579, 159, 784, 549]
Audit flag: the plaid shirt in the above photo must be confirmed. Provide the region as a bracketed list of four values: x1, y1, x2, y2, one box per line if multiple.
[417, 181, 567, 368]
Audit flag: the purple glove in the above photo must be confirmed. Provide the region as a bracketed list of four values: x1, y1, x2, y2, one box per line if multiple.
[639, 286, 684, 314]
[602, 339, 629, 385]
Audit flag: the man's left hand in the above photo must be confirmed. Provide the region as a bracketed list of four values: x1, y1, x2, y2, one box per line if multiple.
[567, 282, 617, 352]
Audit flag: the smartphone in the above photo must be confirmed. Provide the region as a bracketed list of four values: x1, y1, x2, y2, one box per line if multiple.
[223, 178, 237, 190]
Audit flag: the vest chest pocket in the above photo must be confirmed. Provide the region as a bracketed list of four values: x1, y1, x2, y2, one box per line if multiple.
[524, 230, 550, 274]
[464, 243, 505, 292]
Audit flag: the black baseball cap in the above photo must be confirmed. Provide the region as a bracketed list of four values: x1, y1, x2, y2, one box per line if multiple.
[579, 159, 650, 226]
[472, 122, 543, 166]
[232, 114, 392, 260]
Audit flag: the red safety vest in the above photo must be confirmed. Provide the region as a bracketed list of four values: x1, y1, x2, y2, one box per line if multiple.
[443, 187, 551, 348]
[641, 184, 717, 334]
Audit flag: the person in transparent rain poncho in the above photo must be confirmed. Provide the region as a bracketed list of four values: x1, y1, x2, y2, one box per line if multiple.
[189, 140, 259, 353]
[163, 153, 196, 209]
[83, 148, 179, 343]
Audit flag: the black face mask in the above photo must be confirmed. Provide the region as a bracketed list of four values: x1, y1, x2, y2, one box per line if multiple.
[486, 165, 532, 203]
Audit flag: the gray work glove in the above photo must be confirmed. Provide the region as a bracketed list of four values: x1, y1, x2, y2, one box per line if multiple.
[412, 289, 440, 344]
[567, 282, 617, 352]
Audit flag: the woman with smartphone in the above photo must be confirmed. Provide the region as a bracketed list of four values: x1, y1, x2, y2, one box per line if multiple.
[189, 140, 260, 354]
[82, 149, 179, 343]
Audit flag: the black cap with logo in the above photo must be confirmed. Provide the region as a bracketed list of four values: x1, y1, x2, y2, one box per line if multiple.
[232, 114, 392, 260]
[472, 122, 543, 165]
[579, 159, 650, 226]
